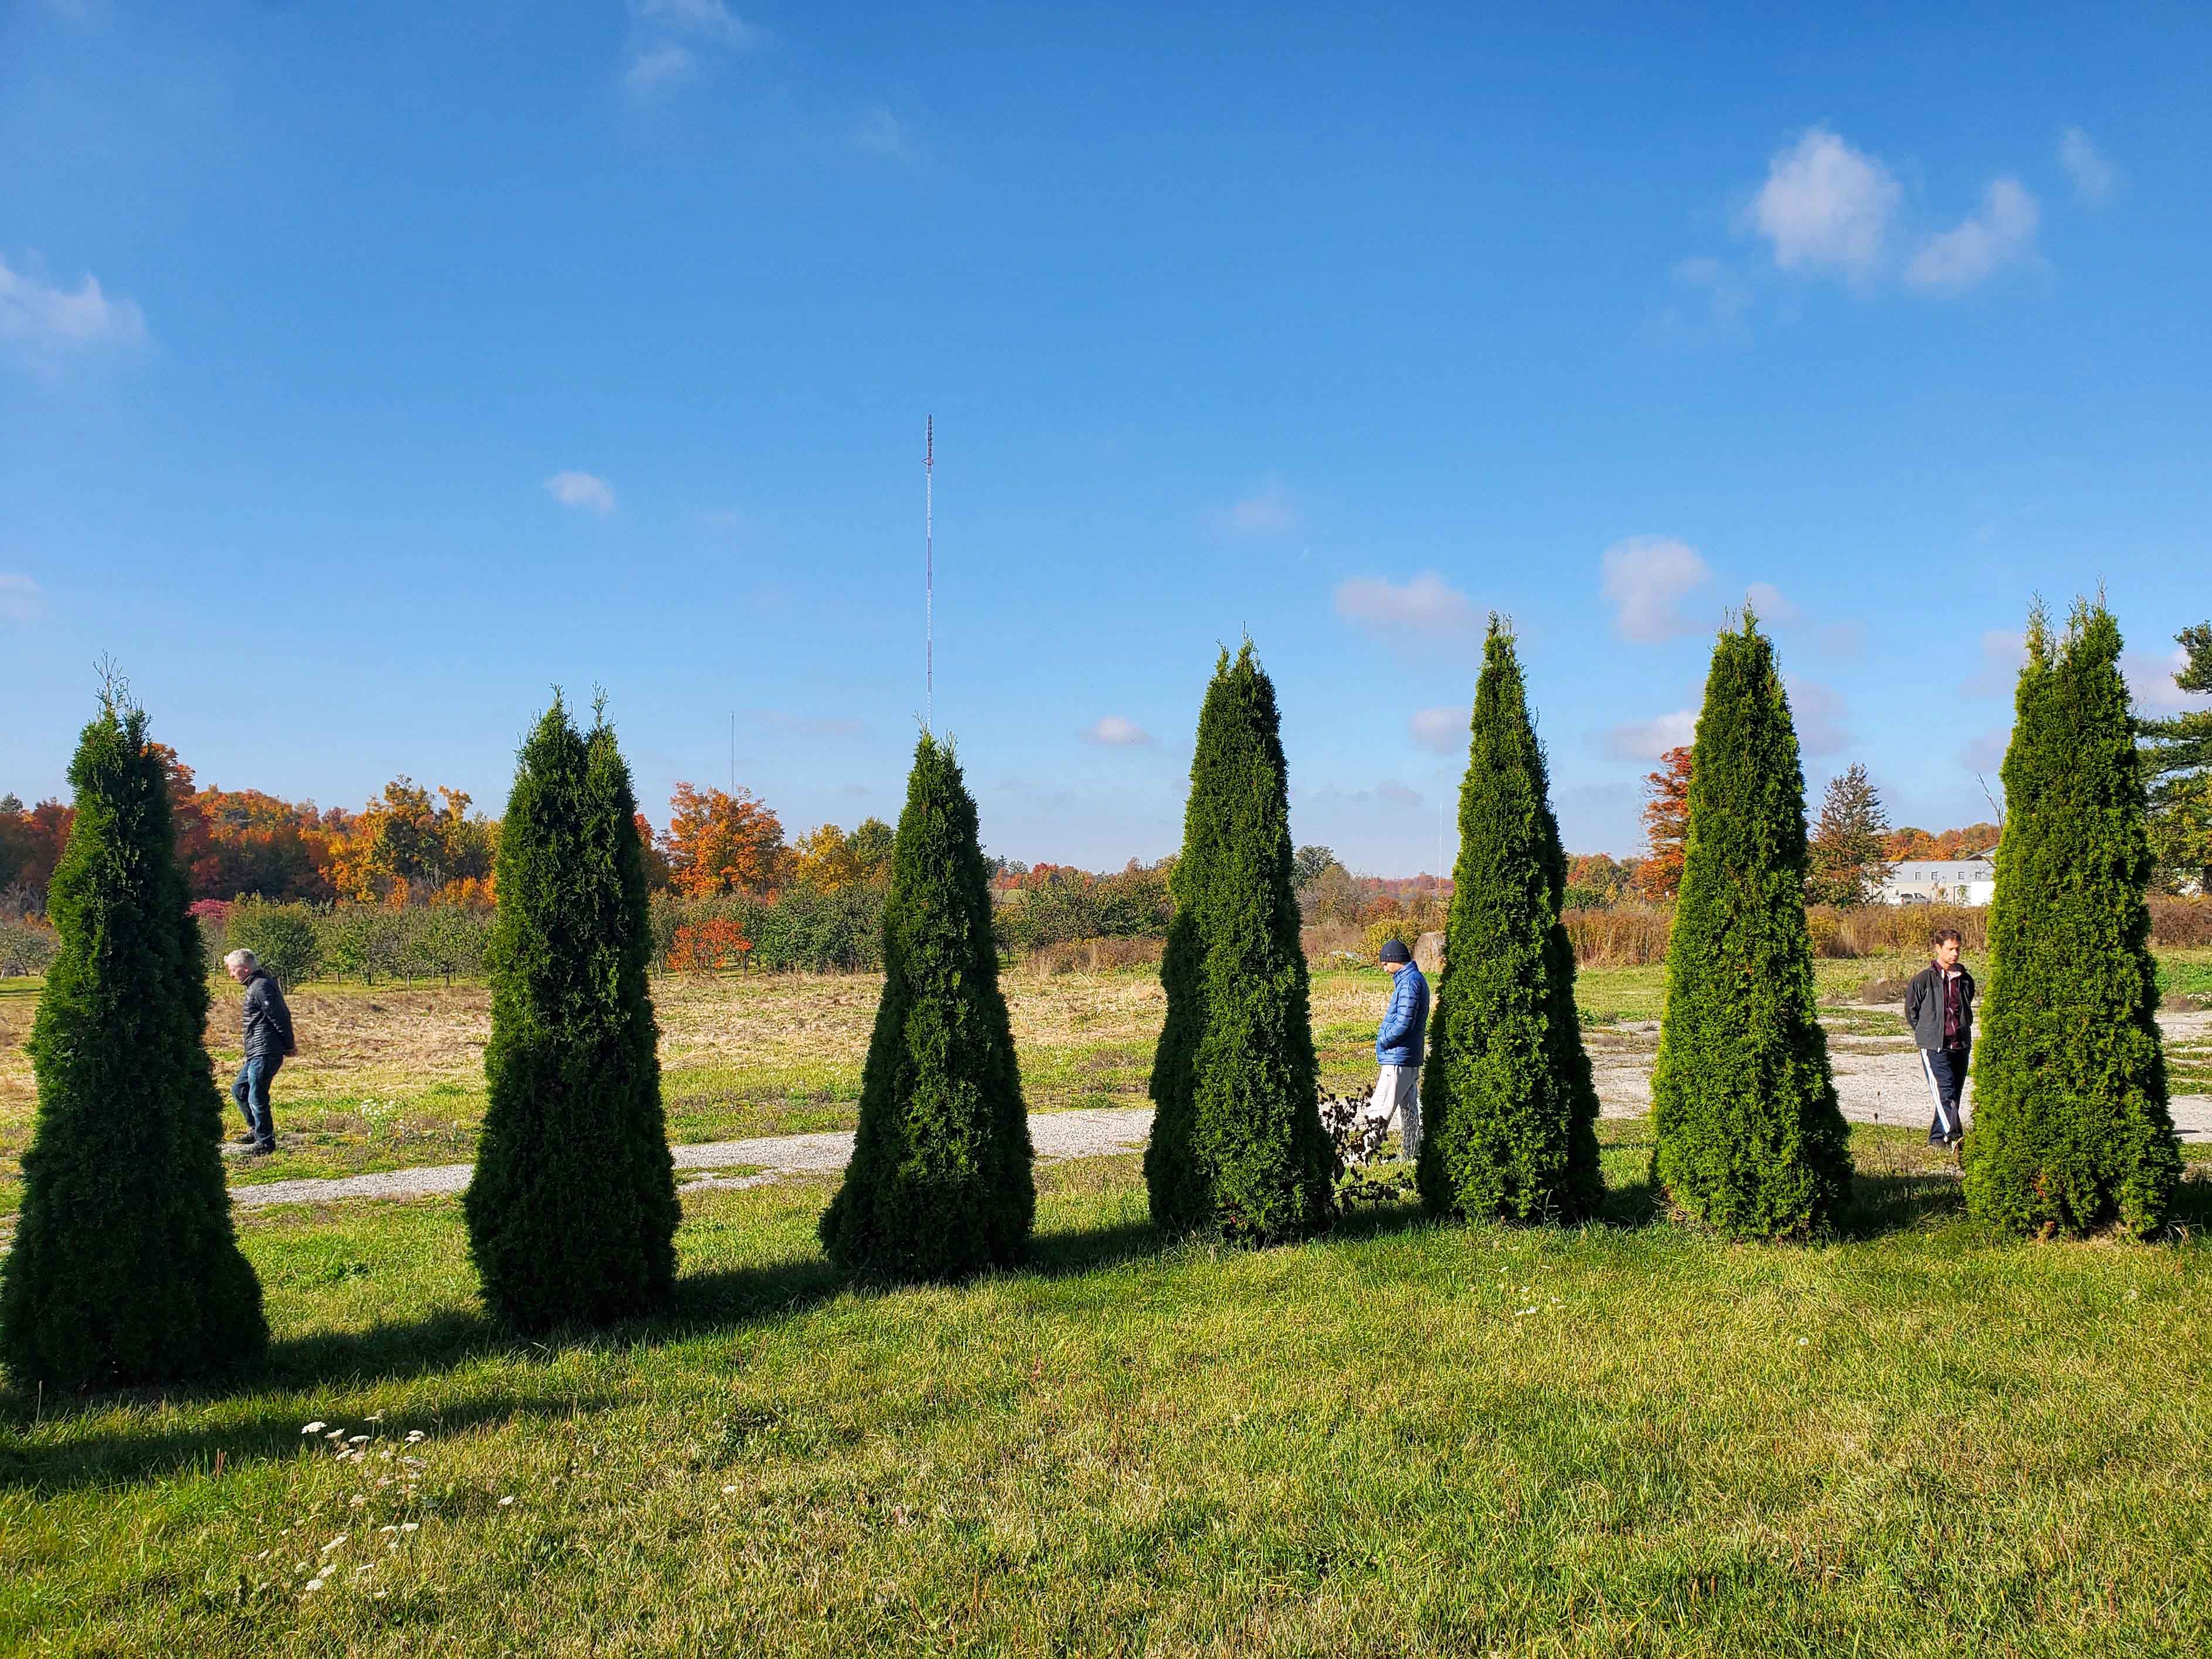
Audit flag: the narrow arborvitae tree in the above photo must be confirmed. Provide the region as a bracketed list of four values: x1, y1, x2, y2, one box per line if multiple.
[1418, 622, 1602, 1223]
[2, 694, 266, 1390]
[1806, 763, 1893, 907]
[1649, 614, 1851, 1238]
[463, 697, 678, 1330]
[2140, 621, 2212, 894]
[820, 734, 1034, 1277]
[1966, 601, 2180, 1238]
[1146, 643, 1333, 1242]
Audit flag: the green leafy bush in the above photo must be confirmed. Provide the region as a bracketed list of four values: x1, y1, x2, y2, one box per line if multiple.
[820, 734, 1034, 1279]
[2, 695, 266, 1390]
[1649, 616, 1851, 1239]
[1146, 643, 1333, 1243]
[225, 898, 322, 987]
[1966, 601, 2182, 1238]
[463, 698, 679, 1331]
[1418, 623, 1602, 1223]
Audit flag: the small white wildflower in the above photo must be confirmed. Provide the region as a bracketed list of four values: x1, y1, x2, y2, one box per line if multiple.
[1798, 1338, 1809, 1347]
[364, 1413, 385, 1423]
[301, 1422, 327, 1435]
[498, 1495, 515, 1507]
[350, 1495, 367, 1507]
[321, 1535, 348, 1552]
[303, 1578, 325, 1593]
[379, 1525, 398, 1535]
[721, 1485, 738, 1494]
[255, 1550, 271, 1561]
[405, 1431, 425, 1443]
[1514, 1306, 1537, 1317]
[401, 1522, 419, 1532]
[374, 1590, 388, 1599]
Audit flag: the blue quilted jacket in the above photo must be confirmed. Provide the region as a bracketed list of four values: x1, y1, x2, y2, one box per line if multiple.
[1375, 964, 1430, 1066]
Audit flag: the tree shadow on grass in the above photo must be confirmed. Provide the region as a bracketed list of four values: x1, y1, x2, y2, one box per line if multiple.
[1839, 1170, 1969, 1240]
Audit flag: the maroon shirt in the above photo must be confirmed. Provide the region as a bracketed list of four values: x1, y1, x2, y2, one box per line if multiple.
[1941, 967, 1965, 1048]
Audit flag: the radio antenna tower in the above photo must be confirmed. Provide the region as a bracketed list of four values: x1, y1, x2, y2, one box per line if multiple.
[925, 415, 935, 732]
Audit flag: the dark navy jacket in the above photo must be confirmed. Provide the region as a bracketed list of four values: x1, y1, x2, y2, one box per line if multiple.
[1376, 964, 1430, 1067]
[242, 969, 295, 1060]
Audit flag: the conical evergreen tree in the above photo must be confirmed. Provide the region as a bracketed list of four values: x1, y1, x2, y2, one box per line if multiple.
[1418, 622, 1602, 1222]
[1146, 643, 1334, 1242]
[464, 697, 678, 1330]
[820, 734, 1034, 1278]
[1649, 614, 1851, 1238]
[1965, 600, 2180, 1238]
[2, 693, 266, 1390]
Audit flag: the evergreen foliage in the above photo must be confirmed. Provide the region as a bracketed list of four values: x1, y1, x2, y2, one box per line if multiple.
[1649, 616, 1851, 1238]
[1965, 602, 2181, 1238]
[463, 698, 678, 1330]
[1417, 623, 1602, 1222]
[1805, 763, 1894, 907]
[820, 734, 1035, 1278]
[2139, 620, 2212, 893]
[1146, 643, 1334, 1242]
[2, 695, 266, 1391]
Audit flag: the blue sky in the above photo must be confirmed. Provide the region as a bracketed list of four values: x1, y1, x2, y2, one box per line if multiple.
[5, 2, 2208, 872]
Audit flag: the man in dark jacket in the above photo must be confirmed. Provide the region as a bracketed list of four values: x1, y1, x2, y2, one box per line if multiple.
[1904, 929, 1975, 1147]
[225, 948, 295, 1155]
[1370, 939, 1431, 1159]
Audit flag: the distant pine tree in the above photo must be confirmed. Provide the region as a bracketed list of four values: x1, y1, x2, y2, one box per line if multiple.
[464, 698, 679, 1330]
[820, 734, 1034, 1278]
[2, 693, 267, 1391]
[1649, 615, 1852, 1238]
[1966, 601, 2181, 1238]
[1418, 623, 1602, 1222]
[1146, 643, 1334, 1242]
[1806, 763, 1893, 907]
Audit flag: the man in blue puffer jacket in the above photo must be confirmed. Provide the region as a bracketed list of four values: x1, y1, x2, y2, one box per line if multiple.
[1371, 939, 1431, 1159]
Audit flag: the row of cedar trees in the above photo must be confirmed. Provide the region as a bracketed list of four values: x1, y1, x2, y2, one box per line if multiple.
[0, 601, 2183, 1388]
[0, 763, 893, 912]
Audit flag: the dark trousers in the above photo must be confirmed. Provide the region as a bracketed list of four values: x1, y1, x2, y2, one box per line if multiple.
[232, 1053, 282, 1148]
[1919, 1045, 1968, 1143]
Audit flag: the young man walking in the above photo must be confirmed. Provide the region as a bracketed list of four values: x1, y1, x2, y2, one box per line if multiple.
[225, 948, 295, 1155]
[1905, 928, 1975, 1147]
[1371, 938, 1431, 1160]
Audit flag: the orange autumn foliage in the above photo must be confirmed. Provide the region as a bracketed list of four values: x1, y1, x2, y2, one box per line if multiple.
[660, 784, 788, 898]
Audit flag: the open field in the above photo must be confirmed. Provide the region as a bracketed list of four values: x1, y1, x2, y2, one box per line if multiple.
[4, 953, 2210, 1216]
[2, 1124, 2210, 1655]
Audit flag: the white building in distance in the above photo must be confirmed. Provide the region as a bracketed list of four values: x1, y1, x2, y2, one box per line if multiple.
[1878, 856, 1996, 906]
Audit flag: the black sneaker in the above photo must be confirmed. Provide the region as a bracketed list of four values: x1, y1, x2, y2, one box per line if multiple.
[231, 1131, 260, 1145]
[247, 1140, 277, 1157]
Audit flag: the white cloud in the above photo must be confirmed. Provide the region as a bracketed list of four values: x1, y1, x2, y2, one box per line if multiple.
[1905, 178, 2039, 293]
[543, 471, 616, 514]
[1742, 127, 1901, 283]
[1221, 474, 1299, 538]
[1081, 716, 1154, 747]
[0, 256, 148, 357]
[1600, 536, 1712, 643]
[2126, 646, 2194, 715]
[1375, 779, 1421, 808]
[852, 108, 913, 161]
[1786, 676, 1851, 756]
[1962, 629, 2027, 698]
[1672, 256, 1752, 321]
[1745, 582, 1802, 626]
[1602, 710, 1697, 761]
[1409, 705, 1467, 754]
[623, 44, 695, 94]
[1960, 727, 2011, 774]
[2059, 127, 2116, 205]
[1334, 572, 1482, 647]
[636, 0, 758, 43]
[0, 573, 44, 624]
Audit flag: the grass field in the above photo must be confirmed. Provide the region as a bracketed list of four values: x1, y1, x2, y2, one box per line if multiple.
[2, 1119, 2209, 1655]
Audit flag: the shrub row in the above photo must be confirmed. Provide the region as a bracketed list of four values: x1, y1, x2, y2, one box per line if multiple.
[0, 917, 57, 977]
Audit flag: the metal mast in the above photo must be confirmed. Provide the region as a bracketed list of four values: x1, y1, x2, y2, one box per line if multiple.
[925, 415, 934, 732]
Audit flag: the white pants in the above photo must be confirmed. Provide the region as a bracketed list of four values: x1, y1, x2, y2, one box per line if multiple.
[1371, 1063, 1422, 1158]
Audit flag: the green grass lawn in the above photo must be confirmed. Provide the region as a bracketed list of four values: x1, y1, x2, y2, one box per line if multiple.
[4, 1124, 2210, 1655]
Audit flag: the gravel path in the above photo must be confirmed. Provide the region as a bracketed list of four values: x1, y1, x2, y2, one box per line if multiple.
[225, 1007, 2212, 1208]
[229, 1106, 1157, 1209]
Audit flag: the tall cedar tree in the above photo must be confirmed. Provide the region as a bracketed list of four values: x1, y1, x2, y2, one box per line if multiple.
[1146, 644, 1334, 1241]
[2, 696, 266, 1389]
[1806, 763, 1893, 906]
[820, 735, 1034, 1277]
[1965, 602, 2181, 1238]
[1649, 616, 1852, 1238]
[463, 698, 679, 1330]
[1418, 623, 1602, 1222]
